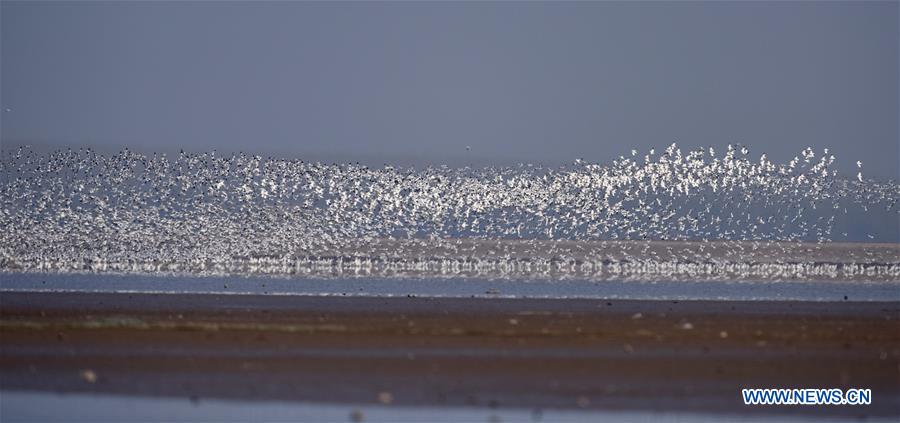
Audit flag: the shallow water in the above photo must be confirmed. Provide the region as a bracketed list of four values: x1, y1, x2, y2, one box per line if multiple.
[2, 273, 897, 302]
[3, 390, 860, 423]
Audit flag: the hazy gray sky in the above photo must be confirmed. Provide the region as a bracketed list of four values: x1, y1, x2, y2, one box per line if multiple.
[1, 1, 897, 178]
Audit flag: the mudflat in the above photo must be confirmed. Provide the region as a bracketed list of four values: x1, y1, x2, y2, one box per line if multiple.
[1, 291, 898, 418]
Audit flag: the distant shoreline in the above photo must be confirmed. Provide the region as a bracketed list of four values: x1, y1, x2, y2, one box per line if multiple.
[4, 238, 898, 282]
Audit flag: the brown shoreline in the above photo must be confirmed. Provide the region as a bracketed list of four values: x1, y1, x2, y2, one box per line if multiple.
[2, 291, 899, 418]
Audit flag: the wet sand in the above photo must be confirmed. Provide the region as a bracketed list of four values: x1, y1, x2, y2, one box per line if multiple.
[2, 291, 899, 419]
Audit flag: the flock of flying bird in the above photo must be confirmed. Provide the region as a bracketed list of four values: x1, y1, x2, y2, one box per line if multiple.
[0, 144, 897, 279]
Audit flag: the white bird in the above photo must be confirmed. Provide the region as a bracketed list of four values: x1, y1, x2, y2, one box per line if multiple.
[0, 142, 894, 281]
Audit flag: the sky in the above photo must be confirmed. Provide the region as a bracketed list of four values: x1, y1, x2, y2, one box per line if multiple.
[1, 1, 898, 179]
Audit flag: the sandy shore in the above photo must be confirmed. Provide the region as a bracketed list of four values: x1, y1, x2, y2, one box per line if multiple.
[1, 291, 899, 419]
